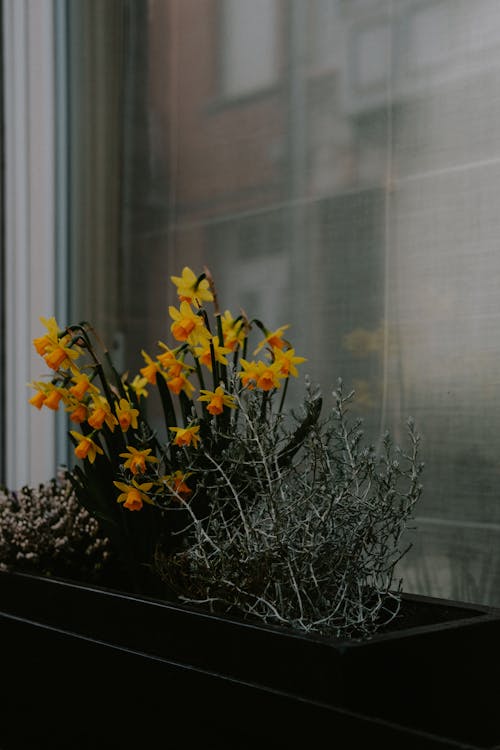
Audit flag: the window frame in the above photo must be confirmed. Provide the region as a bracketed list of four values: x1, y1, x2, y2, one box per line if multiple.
[2, 0, 57, 487]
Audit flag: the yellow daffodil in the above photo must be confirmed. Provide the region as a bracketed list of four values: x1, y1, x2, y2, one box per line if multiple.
[272, 348, 307, 378]
[165, 371, 196, 398]
[157, 343, 195, 391]
[254, 324, 290, 355]
[193, 336, 231, 371]
[28, 381, 50, 409]
[113, 479, 154, 511]
[70, 431, 104, 464]
[116, 398, 140, 432]
[139, 351, 161, 385]
[157, 342, 186, 375]
[239, 358, 285, 392]
[44, 336, 81, 372]
[33, 317, 60, 356]
[169, 425, 201, 448]
[69, 373, 98, 401]
[198, 385, 236, 415]
[221, 310, 247, 352]
[238, 359, 260, 390]
[130, 375, 149, 399]
[161, 471, 193, 501]
[29, 380, 70, 411]
[87, 395, 118, 432]
[169, 301, 210, 345]
[33, 336, 52, 357]
[255, 361, 283, 392]
[67, 402, 88, 424]
[171, 267, 214, 305]
[29, 390, 47, 410]
[44, 387, 65, 411]
[119, 446, 158, 476]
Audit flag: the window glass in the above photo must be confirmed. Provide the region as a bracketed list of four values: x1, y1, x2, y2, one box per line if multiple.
[221, 0, 279, 97]
[308, 0, 341, 72]
[75, 0, 500, 606]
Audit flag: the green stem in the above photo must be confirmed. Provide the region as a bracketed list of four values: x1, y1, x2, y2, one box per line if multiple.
[157, 372, 178, 430]
[216, 313, 228, 389]
[209, 339, 219, 389]
[278, 377, 289, 414]
[194, 357, 206, 391]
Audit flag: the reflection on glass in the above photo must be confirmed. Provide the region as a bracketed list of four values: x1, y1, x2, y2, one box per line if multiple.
[113, 0, 500, 606]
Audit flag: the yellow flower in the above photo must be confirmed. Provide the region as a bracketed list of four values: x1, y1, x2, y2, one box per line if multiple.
[255, 361, 282, 392]
[33, 336, 52, 356]
[254, 324, 290, 355]
[193, 336, 231, 371]
[69, 373, 97, 401]
[113, 480, 154, 511]
[157, 342, 186, 374]
[221, 310, 247, 352]
[139, 351, 161, 385]
[157, 343, 195, 392]
[116, 398, 140, 432]
[87, 396, 118, 431]
[238, 359, 260, 390]
[130, 375, 149, 399]
[29, 380, 70, 411]
[44, 386, 65, 411]
[165, 371, 196, 398]
[70, 431, 104, 464]
[272, 348, 307, 378]
[169, 425, 201, 448]
[161, 471, 193, 501]
[44, 336, 81, 372]
[28, 381, 49, 409]
[67, 402, 88, 424]
[33, 317, 60, 356]
[171, 267, 214, 305]
[198, 385, 236, 415]
[29, 390, 47, 410]
[169, 301, 210, 345]
[119, 446, 158, 475]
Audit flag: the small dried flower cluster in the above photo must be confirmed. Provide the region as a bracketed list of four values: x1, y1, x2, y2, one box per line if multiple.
[0, 471, 111, 582]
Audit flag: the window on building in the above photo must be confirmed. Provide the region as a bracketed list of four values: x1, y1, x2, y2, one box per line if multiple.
[220, 0, 279, 98]
[308, 0, 341, 73]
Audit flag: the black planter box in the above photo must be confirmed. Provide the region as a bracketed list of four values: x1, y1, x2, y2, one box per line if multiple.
[1, 570, 499, 749]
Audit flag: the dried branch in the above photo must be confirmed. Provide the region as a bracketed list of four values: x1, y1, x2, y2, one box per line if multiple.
[155, 381, 423, 639]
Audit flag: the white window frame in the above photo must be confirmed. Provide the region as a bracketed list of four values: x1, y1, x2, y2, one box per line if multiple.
[3, 0, 57, 487]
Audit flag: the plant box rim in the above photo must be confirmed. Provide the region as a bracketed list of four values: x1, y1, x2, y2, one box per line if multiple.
[1, 568, 496, 646]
